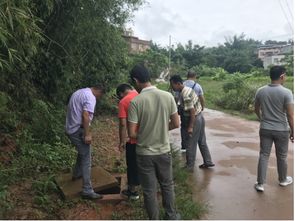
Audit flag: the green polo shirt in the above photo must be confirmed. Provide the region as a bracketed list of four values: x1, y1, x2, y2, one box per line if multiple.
[128, 86, 177, 155]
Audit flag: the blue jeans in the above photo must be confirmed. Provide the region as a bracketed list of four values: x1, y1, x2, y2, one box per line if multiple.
[68, 128, 94, 194]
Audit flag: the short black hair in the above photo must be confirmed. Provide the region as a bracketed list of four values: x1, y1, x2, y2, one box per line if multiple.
[170, 75, 183, 84]
[116, 83, 132, 97]
[187, 70, 197, 78]
[92, 84, 105, 93]
[270, 65, 286, 80]
[130, 64, 150, 83]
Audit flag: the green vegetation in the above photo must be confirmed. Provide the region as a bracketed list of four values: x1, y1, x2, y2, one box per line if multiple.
[0, 0, 143, 172]
[172, 153, 206, 219]
[152, 35, 292, 75]
[0, 0, 143, 219]
[130, 49, 169, 78]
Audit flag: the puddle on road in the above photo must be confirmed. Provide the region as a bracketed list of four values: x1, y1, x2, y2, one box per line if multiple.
[192, 166, 293, 220]
[185, 109, 293, 220]
[206, 118, 254, 133]
[218, 155, 277, 176]
[222, 141, 259, 151]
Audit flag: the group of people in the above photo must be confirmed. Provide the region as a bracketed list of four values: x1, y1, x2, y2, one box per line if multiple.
[65, 64, 293, 220]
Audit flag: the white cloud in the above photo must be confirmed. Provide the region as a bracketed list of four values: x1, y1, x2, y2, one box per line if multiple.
[127, 0, 294, 46]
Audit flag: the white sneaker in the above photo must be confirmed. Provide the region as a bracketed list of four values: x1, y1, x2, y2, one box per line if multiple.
[279, 176, 293, 187]
[180, 148, 186, 153]
[254, 183, 264, 192]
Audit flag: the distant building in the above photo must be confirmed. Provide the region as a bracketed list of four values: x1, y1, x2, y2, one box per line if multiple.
[122, 29, 151, 54]
[257, 44, 293, 69]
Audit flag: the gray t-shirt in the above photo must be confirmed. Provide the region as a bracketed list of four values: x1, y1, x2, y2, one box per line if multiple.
[255, 84, 293, 131]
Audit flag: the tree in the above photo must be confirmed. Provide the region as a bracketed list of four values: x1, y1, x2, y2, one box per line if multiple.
[129, 49, 168, 78]
[214, 34, 263, 73]
[282, 52, 294, 76]
[150, 34, 264, 74]
[0, 0, 143, 106]
[0, 0, 143, 135]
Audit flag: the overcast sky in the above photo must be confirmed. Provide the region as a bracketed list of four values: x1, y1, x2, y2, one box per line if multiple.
[127, 0, 294, 47]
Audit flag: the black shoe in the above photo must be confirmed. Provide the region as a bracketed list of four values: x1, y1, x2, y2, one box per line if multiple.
[121, 189, 139, 200]
[81, 192, 103, 200]
[199, 163, 215, 169]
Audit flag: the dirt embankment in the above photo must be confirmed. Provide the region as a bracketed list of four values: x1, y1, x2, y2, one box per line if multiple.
[3, 115, 132, 220]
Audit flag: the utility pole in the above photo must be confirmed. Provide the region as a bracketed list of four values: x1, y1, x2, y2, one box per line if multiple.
[168, 35, 171, 78]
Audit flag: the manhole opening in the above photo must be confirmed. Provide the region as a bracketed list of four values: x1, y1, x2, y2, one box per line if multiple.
[97, 176, 121, 194]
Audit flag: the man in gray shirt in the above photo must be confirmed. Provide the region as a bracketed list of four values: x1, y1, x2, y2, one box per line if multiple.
[254, 65, 294, 192]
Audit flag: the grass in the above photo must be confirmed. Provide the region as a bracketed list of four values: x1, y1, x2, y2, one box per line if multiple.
[172, 152, 207, 219]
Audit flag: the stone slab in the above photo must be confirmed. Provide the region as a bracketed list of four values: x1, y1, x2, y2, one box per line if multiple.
[55, 166, 119, 199]
[97, 174, 128, 204]
[98, 194, 126, 204]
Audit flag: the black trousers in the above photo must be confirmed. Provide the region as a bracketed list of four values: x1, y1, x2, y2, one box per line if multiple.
[126, 142, 140, 186]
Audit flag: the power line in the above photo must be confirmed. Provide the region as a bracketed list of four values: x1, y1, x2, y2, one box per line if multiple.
[168, 35, 171, 74]
[278, 0, 294, 33]
[284, 0, 293, 19]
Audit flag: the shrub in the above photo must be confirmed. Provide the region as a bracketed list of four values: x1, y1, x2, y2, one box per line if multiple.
[0, 92, 18, 134]
[0, 185, 12, 218]
[27, 99, 65, 144]
[191, 65, 229, 78]
[216, 75, 258, 113]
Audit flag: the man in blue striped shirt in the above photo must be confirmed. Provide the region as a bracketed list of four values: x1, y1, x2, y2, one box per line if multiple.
[171, 74, 214, 171]
[183, 71, 214, 169]
[184, 71, 204, 111]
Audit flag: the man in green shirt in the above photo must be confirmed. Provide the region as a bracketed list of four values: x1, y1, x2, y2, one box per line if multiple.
[128, 64, 180, 220]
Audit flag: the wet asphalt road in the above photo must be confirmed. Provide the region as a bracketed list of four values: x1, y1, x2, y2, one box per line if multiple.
[169, 109, 294, 220]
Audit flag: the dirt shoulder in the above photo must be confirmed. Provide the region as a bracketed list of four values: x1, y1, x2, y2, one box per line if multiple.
[2, 114, 131, 220]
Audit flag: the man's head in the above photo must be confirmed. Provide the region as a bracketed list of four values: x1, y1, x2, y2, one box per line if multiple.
[91, 84, 105, 99]
[187, 70, 197, 80]
[270, 65, 287, 84]
[116, 83, 133, 100]
[130, 64, 151, 91]
[170, 75, 184, 92]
